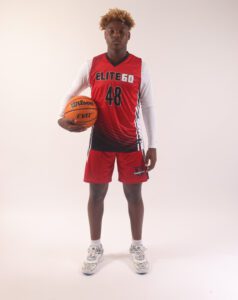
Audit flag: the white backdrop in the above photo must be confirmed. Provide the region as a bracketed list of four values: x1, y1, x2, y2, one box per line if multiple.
[1, 0, 238, 299]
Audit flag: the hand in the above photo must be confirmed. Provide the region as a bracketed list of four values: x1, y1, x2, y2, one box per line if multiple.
[57, 118, 87, 132]
[145, 148, 157, 171]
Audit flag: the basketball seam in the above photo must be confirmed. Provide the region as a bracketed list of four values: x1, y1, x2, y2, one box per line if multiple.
[64, 108, 97, 114]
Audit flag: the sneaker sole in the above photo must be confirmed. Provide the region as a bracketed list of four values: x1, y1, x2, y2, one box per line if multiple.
[82, 254, 104, 275]
[130, 253, 149, 274]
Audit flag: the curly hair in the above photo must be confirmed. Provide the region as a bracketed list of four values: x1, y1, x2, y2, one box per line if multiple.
[99, 8, 135, 30]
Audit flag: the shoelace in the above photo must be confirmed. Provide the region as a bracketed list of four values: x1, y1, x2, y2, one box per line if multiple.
[132, 245, 146, 261]
[87, 245, 102, 260]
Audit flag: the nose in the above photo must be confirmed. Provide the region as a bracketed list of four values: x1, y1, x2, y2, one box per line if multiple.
[112, 31, 121, 39]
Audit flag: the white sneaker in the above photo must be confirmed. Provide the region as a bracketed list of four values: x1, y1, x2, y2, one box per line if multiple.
[129, 244, 149, 274]
[82, 244, 104, 275]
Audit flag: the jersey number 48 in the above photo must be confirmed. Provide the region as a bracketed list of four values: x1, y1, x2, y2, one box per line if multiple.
[106, 86, 122, 106]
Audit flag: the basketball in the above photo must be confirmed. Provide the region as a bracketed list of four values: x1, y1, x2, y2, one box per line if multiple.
[63, 95, 98, 128]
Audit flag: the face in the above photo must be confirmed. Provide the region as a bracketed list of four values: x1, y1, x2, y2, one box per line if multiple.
[104, 20, 130, 51]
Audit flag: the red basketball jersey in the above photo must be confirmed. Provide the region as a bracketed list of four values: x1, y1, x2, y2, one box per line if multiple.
[89, 53, 143, 152]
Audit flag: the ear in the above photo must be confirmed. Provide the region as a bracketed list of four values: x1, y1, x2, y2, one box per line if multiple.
[128, 31, 131, 40]
[104, 30, 107, 39]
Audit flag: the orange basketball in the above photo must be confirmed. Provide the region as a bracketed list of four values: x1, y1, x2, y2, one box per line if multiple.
[63, 95, 98, 128]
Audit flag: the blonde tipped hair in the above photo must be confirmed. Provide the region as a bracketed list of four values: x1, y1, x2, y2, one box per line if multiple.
[100, 8, 135, 30]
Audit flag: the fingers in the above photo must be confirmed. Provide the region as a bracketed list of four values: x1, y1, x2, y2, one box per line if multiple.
[145, 153, 151, 171]
[65, 119, 86, 132]
[147, 159, 156, 171]
[68, 124, 86, 132]
[145, 152, 150, 166]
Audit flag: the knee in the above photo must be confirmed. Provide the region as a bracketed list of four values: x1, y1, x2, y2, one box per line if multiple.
[124, 188, 142, 203]
[89, 184, 108, 203]
[89, 192, 105, 203]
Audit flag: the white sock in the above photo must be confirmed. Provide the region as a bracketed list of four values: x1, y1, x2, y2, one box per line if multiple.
[132, 239, 142, 246]
[91, 239, 101, 246]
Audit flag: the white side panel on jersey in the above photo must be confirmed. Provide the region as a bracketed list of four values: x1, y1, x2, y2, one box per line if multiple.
[135, 95, 144, 151]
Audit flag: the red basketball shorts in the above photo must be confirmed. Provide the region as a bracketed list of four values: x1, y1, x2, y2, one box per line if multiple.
[84, 149, 149, 184]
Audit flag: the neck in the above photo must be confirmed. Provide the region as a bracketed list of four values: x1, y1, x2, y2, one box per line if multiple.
[106, 48, 128, 64]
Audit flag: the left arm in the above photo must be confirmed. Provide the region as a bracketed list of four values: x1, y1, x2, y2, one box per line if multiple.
[140, 61, 158, 171]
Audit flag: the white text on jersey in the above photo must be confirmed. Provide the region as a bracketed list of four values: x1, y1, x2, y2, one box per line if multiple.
[95, 72, 134, 83]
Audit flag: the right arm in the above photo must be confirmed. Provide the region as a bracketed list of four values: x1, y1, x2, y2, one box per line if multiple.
[58, 59, 92, 132]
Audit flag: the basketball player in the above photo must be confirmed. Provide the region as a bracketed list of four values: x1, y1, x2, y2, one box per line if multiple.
[58, 8, 157, 275]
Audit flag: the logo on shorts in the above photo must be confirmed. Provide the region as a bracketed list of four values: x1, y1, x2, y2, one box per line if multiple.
[133, 166, 146, 176]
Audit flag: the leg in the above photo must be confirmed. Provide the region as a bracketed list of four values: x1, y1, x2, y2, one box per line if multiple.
[123, 183, 144, 240]
[88, 183, 109, 240]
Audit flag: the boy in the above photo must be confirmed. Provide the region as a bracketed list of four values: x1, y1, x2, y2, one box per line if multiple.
[58, 8, 157, 275]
